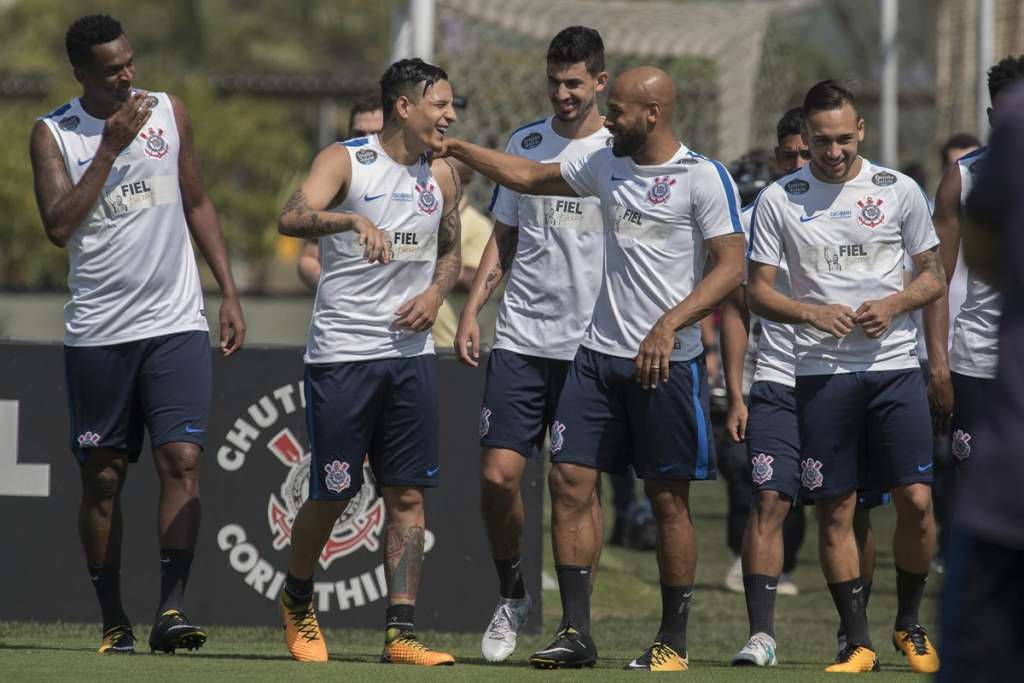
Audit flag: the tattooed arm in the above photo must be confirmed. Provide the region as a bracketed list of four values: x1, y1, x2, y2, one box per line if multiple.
[277, 144, 389, 262]
[855, 246, 946, 339]
[393, 159, 462, 332]
[453, 220, 518, 367]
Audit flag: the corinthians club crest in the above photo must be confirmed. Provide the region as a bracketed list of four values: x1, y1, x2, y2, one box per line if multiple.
[266, 428, 384, 569]
[140, 127, 170, 159]
[646, 175, 676, 205]
[856, 196, 884, 228]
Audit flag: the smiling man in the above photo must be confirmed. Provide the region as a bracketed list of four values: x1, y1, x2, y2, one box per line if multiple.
[29, 14, 245, 656]
[452, 25, 610, 664]
[746, 80, 945, 674]
[274, 58, 461, 666]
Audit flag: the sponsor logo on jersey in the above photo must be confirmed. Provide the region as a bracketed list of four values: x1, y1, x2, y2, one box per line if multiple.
[415, 182, 439, 214]
[140, 127, 169, 159]
[952, 429, 972, 460]
[550, 420, 566, 453]
[830, 208, 853, 220]
[144, 95, 159, 110]
[521, 132, 543, 150]
[676, 157, 699, 164]
[58, 115, 80, 131]
[751, 453, 774, 485]
[871, 171, 897, 187]
[646, 175, 676, 205]
[324, 460, 352, 494]
[856, 196, 885, 228]
[76, 431, 101, 447]
[800, 458, 824, 490]
[391, 191, 413, 202]
[479, 407, 492, 437]
[356, 149, 378, 165]
[784, 179, 809, 195]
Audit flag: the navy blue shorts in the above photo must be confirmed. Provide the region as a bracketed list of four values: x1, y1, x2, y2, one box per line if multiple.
[479, 349, 570, 459]
[549, 347, 715, 480]
[795, 369, 933, 501]
[304, 356, 439, 501]
[747, 381, 801, 500]
[64, 330, 212, 464]
[950, 372, 991, 465]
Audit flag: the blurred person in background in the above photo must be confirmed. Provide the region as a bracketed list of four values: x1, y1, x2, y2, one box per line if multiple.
[29, 13, 245, 655]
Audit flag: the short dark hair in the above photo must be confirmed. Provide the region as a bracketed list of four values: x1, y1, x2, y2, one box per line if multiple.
[379, 58, 449, 119]
[939, 132, 982, 166]
[546, 26, 605, 76]
[803, 79, 858, 119]
[347, 92, 382, 136]
[987, 54, 1024, 102]
[776, 107, 805, 145]
[65, 14, 124, 68]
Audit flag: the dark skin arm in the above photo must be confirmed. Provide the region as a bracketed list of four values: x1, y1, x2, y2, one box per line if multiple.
[171, 94, 245, 356]
[437, 137, 577, 197]
[30, 91, 152, 247]
[454, 219, 518, 367]
[634, 233, 746, 390]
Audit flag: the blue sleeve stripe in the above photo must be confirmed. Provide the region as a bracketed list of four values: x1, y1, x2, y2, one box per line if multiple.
[487, 183, 500, 213]
[341, 137, 369, 147]
[745, 188, 769, 258]
[507, 117, 547, 139]
[709, 159, 743, 234]
[958, 146, 986, 162]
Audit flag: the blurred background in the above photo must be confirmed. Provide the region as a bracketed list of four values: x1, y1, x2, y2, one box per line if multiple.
[2, 0, 1022, 343]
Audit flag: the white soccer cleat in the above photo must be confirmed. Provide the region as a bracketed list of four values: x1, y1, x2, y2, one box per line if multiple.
[481, 594, 531, 663]
[777, 572, 799, 596]
[724, 556, 744, 593]
[731, 632, 778, 667]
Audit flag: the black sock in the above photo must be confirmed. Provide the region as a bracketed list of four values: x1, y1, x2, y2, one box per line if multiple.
[555, 565, 592, 633]
[284, 572, 314, 604]
[894, 567, 927, 631]
[655, 584, 693, 655]
[89, 565, 127, 631]
[743, 574, 777, 638]
[494, 556, 526, 599]
[836, 581, 872, 641]
[157, 549, 193, 615]
[385, 603, 415, 641]
[828, 578, 872, 649]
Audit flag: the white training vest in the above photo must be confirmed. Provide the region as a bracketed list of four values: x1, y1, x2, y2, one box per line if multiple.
[40, 92, 207, 346]
[305, 134, 443, 363]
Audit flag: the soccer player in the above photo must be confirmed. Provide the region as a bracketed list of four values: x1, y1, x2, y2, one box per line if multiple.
[275, 58, 461, 666]
[438, 66, 746, 671]
[451, 26, 610, 663]
[29, 14, 246, 654]
[747, 80, 944, 673]
[297, 93, 384, 291]
[925, 56, 1024, 468]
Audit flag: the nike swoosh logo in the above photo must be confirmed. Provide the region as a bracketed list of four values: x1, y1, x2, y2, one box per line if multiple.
[852, 586, 864, 594]
[917, 462, 934, 472]
[535, 647, 576, 655]
[78, 157, 94, 166]
[364, 193, 386, 201]
[765, 585, 777, 591]
[426, 467, 439, 477]
[799, 214, 822, 222]
[160, 558, 171, 564]
[184, 425, 205, 434]
[659, 463, 680, 473]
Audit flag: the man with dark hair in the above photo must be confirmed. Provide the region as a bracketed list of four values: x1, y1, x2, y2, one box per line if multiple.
[298, 93, 385, 291]
[747, 79, 945, 673]
[939, 132, 981, 172]
[275, 57, 460, 666]
[925, 56, 1024, 503]
[30, 13, 245, 655]
[452, 25, 610, 663]
[441, 65, 746, 671]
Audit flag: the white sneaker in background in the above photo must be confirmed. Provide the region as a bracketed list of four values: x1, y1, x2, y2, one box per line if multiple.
[481, 594, 532, 663]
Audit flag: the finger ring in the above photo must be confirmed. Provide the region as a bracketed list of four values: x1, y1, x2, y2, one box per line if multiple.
[651, 364, 661, 368]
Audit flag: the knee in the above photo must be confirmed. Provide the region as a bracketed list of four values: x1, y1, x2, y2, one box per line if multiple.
[750, 491, 789, 531]
[384, 487, 423, 515]
[481, 464, 519, 501]
[83, 465, 123, 501]
[644, 483, 689, 523]
[548, 465, 593, 512]
[156, 444, 201, 482]
[894, 484, 933, 518]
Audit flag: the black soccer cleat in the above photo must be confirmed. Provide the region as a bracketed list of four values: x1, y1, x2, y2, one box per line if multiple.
[148, 609, 207, 654]
[529, 626, 597, 669]
[98, 624, 136, 654]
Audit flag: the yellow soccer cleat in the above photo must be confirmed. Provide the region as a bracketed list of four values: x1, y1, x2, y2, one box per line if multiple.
[381, 630, 455, 666]
[98, 624, 135, 654]
[279, 591, 328, 662]
[624, 641, 689, 671]
[826, 645, 879, 673]
[893, 625, 940, 674]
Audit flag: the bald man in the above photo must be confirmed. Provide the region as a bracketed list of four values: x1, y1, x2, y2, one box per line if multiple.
[436, 67, 745, 671]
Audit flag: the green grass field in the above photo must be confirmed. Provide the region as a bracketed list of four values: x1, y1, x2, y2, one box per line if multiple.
[1, 481, 941, 681]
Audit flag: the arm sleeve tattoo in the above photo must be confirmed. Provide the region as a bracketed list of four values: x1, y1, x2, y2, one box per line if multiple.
[430, 160, 463, 297]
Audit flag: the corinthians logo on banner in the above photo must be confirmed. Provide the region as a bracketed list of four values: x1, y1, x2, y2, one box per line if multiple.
[214, 381, 434, 614]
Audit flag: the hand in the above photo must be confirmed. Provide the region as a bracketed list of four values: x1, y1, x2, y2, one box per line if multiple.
[454, 312, 481, 368]
[100, 91, 153, 156]
[805, 303, 857, 338]
[219, 294, 246, 357]
[353, 215, 390, 264]
[855, 299, 897, 338]
[726, 399, 748, 443]
[927, 368, 954, 434]
[634, 318, 676, 390]
[395, 289, 442, 332]
[429, 136, 453, 158]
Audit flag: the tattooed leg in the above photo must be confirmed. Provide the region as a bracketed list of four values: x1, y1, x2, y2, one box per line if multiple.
[383, 486, 426, 605]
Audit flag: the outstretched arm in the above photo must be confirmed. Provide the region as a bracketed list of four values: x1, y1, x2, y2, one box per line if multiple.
[454, 220, 518, 366]
[441, 138, 577, 197]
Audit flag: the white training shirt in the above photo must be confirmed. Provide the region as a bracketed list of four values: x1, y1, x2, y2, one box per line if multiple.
[39, 92, 207, 346]
[489, 118, 610, 360]
[950, 147, 1001, 379]
[740, 206, 796, 388]
[561, 143, 743, 362]
[748, 159, 939, 376]
[305, 135, 442, 363]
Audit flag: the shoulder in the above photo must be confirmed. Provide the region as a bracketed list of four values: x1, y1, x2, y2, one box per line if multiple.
[862, 160, 916, 191]
[430, 156, 461, 204]
[957, 146, 987, 174]
[769, 169, 810, 202]
[680, 150, 735, 188]
[504, 117, 548, 152]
